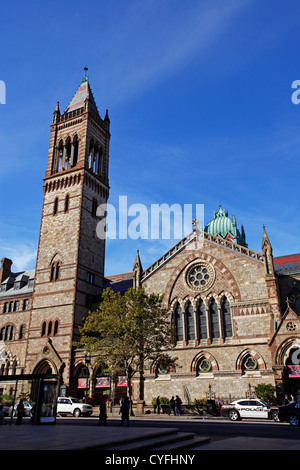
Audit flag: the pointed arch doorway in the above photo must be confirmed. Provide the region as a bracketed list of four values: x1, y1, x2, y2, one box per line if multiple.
[33, 359, 57, 376]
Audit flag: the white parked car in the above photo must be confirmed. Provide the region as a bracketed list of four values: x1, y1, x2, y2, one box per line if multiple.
[56, 397, 93, 417]
[9, 401, 33, 417]
[221, 398, 279, 421]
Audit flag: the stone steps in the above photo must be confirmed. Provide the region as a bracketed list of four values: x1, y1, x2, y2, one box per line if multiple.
[101, 429, 210, 451]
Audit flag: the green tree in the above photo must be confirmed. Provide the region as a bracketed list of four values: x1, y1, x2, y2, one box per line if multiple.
[254, 383, 276, 405]
[75, 287, 177, 408]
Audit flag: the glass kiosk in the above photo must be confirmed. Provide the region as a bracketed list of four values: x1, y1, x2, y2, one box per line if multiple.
[0, 374, 60, 425]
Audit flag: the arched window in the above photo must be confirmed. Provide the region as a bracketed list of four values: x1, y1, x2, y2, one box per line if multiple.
[19, 324, 25, 339]
[50, 261, 61, 281]
[185, 301, 195, 341]
[174, 304, 184, 342]
[48, 321, 52, 336]
[196, 356, 212, 375]
[54, 320, 59, 336]
[88, 140, 94, 169]
[209, 298, 220, 339]
[3, 324, 15, 341]
[41, 321, 46, 337]
[56, 140, 64, 172]
[0, 327, 5, 341]
[221, 297, 232, 337]
[65, 137, 71, 169]
[64, 194, 69, 212]
[197, 300, 207, 340]
[55, 262, 61, 280]
[98, 148, 103, 175]
[242, 355, 259, 374]
[53, 197, 58, 215]
[92, 197, 98, 217]
[72, 135, 79, 166]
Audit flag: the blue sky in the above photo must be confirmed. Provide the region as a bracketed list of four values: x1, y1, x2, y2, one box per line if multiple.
[1, 0, 300, 275]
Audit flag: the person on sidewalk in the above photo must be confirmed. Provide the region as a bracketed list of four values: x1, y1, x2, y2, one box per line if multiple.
[168, 396, 175, 416]
[16, 399, 25, 425]
[156, 396, 161, 414]
[175, 395, 182, 416]
[97, 401, 107, 426]
[119, 397, 130, 426]
[0, 405, 6, 425]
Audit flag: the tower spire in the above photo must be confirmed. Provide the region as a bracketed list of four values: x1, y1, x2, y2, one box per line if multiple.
[83, 65, 88, 80]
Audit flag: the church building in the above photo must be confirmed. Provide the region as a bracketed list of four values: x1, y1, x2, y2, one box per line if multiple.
[1, 74, 300, 407]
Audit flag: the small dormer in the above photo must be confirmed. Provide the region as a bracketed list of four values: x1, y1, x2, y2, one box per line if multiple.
[0, 275, 14, 292]
[13, 273, 29, 290]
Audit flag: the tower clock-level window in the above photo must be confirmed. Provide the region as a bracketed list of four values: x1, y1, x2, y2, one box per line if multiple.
[53, 197, 58, 215]
[64, 194, 70, 212]
[92, 197, 98, 217]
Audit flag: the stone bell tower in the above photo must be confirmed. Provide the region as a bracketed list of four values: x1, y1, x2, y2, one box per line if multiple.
[26, 69, 110, 389]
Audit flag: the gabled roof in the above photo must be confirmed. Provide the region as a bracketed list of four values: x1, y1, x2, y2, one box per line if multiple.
[269, 305, 300, 346]
[65, 76, 99, 115]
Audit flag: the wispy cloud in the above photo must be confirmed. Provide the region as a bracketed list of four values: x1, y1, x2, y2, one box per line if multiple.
[0, 240, 37, 272]
[97, 0, 250, 107]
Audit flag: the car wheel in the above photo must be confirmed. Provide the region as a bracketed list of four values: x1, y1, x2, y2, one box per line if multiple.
[73, 408, 81, 417]
[229, 410, 240, 421]
[289, 414, 300, 426]
[271, 410, 279, 422]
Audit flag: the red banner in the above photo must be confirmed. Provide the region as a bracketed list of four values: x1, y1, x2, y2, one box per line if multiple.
[95, 377, 110, 388]
[78, 378, 89, 389]
[288, 365, 300, 378]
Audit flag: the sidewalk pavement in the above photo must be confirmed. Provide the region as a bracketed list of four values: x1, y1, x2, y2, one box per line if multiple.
[0, 419, 179, 450]
[0, 414, 300, 451]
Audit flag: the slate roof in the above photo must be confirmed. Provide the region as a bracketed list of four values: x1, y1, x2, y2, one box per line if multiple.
[65, 77, 99, 115]
[274, 254, 300, 276]
[0, 269, 35, 298]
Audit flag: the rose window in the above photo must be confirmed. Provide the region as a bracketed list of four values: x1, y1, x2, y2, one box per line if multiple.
[186, 262, 215, 292]
[286, 322, 297, 332]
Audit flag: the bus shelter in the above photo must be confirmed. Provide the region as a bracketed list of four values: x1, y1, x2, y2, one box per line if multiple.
[0, 374, 60, 425]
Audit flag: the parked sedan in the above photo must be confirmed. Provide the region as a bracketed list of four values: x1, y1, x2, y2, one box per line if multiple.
[221, 399, 279, 421]
[277, 401, 300, 426]
[9, 401, 33, 417]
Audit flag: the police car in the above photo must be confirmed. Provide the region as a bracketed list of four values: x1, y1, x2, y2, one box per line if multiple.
[221, 398, 279, 421]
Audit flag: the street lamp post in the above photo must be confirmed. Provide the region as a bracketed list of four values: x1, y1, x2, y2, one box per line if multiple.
[84, 352, 91, 403]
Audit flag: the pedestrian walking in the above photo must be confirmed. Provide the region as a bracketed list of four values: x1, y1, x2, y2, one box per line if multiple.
[0, 405, 6, 425]
[284, 394, 289, 405]
[16, 399, 25, 425]
[175, 395, 182, 416]
[119, 397, 130, 426]
[168, 396, 175, 416]
[156, 396, 161, 414]
[97, 401, 107, 426]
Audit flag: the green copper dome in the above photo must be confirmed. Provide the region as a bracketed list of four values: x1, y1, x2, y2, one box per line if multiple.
[204, 204, 247, 247]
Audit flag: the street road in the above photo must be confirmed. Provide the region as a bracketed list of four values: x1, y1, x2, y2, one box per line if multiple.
[57, 415, 300, 443]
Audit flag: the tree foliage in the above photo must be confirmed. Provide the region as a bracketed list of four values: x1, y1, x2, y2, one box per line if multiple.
[254, 383, 276, 405]
[75, 287, 177, 396]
